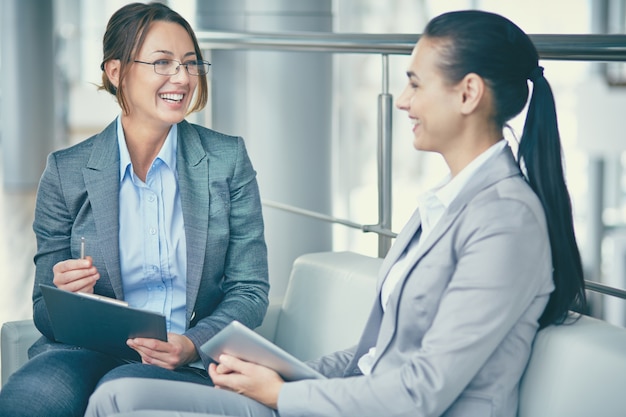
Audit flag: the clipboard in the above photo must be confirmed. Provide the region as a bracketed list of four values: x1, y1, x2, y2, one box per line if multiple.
[200, 320, 326, 381]
[40, 284, 167, 361]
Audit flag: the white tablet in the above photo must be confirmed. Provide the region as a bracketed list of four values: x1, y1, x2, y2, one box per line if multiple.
[200, 320, 326, 381]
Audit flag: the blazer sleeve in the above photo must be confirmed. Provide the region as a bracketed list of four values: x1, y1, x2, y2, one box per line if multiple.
[278, 197, 553, 417]
[305, 346, 357, 378]
[207, 136, 269, 324]
[31, 153, 76, 339]
[185, 135, 270, 364]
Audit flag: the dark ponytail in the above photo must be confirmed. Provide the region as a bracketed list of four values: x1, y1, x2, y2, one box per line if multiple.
[423, 10, 586, 328]
[520, 71, 586, 327]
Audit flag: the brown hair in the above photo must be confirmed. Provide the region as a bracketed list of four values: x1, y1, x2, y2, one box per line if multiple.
[99, 2, 208, 115]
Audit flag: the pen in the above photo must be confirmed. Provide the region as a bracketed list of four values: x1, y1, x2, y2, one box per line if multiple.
[80, 237, 86, 259]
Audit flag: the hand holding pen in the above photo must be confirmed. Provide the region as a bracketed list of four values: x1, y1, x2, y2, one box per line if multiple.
[52, 236, 100, 294]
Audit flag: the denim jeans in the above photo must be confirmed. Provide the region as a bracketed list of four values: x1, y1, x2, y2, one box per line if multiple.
[0, 347, 213, 417]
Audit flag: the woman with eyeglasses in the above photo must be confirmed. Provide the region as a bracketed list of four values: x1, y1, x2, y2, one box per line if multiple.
[0, 3, 269, 417]
[84, 9, 586, 417]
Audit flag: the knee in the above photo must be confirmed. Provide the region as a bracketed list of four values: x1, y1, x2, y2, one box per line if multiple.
[1, 351, 76, 398]
[97, 363, 146, 387]
[85, 379, 136, 417]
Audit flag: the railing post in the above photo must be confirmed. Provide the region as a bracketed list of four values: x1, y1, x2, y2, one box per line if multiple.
[377, 54, 393, 258]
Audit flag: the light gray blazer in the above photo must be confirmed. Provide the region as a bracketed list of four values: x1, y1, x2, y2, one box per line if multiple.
[279, 144, 554, 417]
[30, 120, 269, 368]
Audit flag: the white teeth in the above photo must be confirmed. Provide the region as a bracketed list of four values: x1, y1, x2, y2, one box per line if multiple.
[160, 93, 183, 102]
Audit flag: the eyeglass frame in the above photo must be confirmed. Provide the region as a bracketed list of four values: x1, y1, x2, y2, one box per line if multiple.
[133, 58, 211, 76]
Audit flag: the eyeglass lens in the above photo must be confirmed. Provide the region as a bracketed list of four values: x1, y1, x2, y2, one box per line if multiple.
[155, 59, 210, 75]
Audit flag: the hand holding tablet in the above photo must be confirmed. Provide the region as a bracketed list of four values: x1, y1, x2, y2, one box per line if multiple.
[200, 320, 326, 381]
[40, 284, 167, 361]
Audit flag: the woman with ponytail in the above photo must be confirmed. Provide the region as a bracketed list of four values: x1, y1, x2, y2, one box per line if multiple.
[86, 10, 586, 417]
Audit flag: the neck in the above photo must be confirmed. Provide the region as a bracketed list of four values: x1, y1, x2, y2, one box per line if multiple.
[121, 116, 172, 181]
[444, 125, 501, 177]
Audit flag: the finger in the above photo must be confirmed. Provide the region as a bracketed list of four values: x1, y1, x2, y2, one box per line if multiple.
[128, 343, 175, 369]
[215, 363, 235, 374]
[209, 362, 233, 380]
[208, 363, 239, 391]
[128, 339, 179, 370]
[56, 274, 100, 293]
[127, 338, 169, 359]
[73, 281, 98, 294]
[129, 337, 164, 350]
[53, 268, 92, 286]
[218, 354, 252, 374]
[52, 258, 92, 274]
[53, 259, 99, 290]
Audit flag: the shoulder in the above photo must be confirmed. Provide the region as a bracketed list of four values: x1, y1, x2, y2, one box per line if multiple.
[459, 175, 549, 243]
[48, 120, 116, 166]
[459, 146, 547, 232]
[50, 136, 96, 162]
[180, 120, 243, 148]
[44, 138, 104, 178]
[479, 175, 545, 221]
[178, 121, 251, 169]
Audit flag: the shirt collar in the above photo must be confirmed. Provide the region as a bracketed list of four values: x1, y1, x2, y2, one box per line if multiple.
[117, 116, 178, 182]
[420, 139, 507, 210]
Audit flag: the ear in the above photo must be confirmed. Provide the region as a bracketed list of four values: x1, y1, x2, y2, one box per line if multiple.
[458, 73, 485, 115]
[104, 59, 122, 89]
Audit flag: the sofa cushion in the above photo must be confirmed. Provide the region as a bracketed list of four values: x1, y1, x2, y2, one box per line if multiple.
[272, 251, 381, 361]
[1, 319, 42, 386]
[518, 314, 626, 417]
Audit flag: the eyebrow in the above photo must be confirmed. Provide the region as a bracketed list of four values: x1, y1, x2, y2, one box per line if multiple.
[150, 50, 197, 58]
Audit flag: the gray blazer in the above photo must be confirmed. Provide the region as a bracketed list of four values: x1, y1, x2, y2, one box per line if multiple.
[279, 145, 554, 417]
[30, 120, 270, 368]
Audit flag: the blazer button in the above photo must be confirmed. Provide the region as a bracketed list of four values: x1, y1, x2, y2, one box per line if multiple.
[190, 311, 196, 321]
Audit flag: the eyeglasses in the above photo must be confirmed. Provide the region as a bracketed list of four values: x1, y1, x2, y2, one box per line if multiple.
[133, 59, 211, 76]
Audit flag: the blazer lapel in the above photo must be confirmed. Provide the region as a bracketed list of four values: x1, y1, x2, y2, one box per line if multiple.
[346, 204, 423, 373]
[376, 206, 422, 292]
[83, 121, 124, 298]
[176, 121, 209, 321]
[400, 144, 521, 275]
[371, 144, 523, 369]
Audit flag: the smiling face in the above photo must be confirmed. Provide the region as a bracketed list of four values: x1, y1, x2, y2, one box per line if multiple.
[395, 37, 465, 156]
[120, 21, 199, 130]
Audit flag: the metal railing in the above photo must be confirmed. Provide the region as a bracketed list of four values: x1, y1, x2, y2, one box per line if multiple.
[197, 31, 626, 299]
[197, 31, 626, 60]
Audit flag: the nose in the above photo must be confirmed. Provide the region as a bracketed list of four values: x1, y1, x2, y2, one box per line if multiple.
[170, 64, 190, 83]
[395, 85, 411, 111]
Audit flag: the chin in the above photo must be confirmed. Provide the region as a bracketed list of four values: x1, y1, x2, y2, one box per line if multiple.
[412, 137, 426, 151]
[162, 114, 187, 125]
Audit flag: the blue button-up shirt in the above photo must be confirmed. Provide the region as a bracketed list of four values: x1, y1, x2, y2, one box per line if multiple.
[117, 116, 187, 334]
